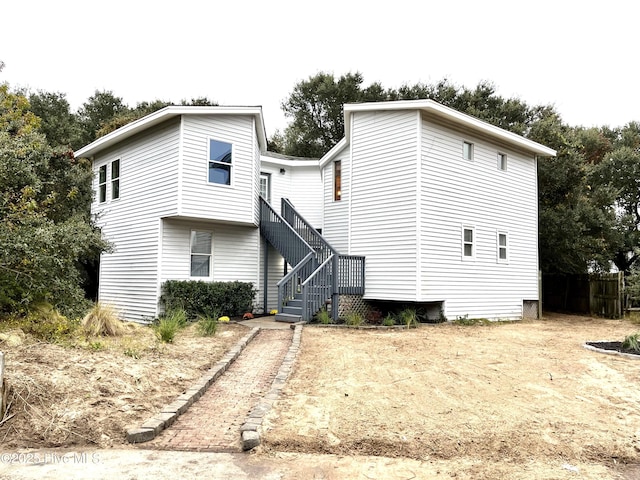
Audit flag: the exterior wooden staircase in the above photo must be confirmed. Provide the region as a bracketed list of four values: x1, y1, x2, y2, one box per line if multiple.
[259, 198, 365, 322]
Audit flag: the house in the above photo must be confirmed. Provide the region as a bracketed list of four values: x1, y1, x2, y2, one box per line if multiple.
[76, 100, 555, 323]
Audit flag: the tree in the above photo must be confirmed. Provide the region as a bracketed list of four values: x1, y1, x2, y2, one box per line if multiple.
[28, 90, 82, 149]
[280, 72, 387, 157]
[590, 123, 640, 274]
[77, 90, 128, 147]
[0, 84, 108, 315]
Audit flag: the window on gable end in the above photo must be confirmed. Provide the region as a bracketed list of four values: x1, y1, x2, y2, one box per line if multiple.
[98, 165, 107, 203]
[498, 152, 507, 171]
[463, 141, 474, 161]
[190, 231, 212, 277]
[111, 159, 120, 199]
[208, 139, 232, 185]
[334, 160, 342, 201]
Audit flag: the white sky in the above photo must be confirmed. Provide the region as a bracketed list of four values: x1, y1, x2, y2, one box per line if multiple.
[1, 0, 638, 137]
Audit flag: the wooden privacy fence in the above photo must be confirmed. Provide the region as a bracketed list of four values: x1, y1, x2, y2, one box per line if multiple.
[542, 272, 624, 319]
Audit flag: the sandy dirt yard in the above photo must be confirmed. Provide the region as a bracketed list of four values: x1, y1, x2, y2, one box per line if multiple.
[261, 314, 640, 479]
[0, 322, 246, 448]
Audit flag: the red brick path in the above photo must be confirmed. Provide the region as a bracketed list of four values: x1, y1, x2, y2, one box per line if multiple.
[145, 329, 292, 452]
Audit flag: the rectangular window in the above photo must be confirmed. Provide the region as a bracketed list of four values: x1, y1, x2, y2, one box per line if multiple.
[208, 139, 232, 185]
[259, 172, 271, 203]
[498, 232, 508, 262]
[98, 165, 107, 203]
[334, 160, 342, 201]
[463, 141, 474, 161]
[462, 226, 475, 259]
[498, 152, 507, 171]
[111, 159, 120, 200]
[190, 231, 212, 277]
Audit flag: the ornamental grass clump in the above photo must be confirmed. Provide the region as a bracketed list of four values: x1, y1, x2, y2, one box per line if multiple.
[344, 312, 364, 326]
[316, 308, 332, 325]
[197, 311, 219, 337]
[155, 309, 187, 343]
[622, 332, 640, 352]
[82, 303, 123, 337]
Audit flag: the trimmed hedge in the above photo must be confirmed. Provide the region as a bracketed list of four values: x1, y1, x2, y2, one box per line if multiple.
[161, 280, 256, 319]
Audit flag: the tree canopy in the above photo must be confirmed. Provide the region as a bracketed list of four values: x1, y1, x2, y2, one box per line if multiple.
[0, 84, 108, 315]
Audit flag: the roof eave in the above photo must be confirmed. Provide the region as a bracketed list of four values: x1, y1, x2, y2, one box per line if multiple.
[342, 100, 557, 157]
[75, 105, 268, 158]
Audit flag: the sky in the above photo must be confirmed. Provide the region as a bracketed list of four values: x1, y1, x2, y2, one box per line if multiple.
[1, 0, 638, 138]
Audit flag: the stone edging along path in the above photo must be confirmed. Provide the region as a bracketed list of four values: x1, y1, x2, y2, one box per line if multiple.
[239, 324, 302, 450]
[126, 324, 303, 451]
[126, 327, 260, 444]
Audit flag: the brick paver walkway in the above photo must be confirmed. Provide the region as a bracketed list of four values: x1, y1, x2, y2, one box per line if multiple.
[145, 329, 292, 452]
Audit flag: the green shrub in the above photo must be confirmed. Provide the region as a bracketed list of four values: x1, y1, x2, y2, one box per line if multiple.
[21, 302, 79, 342]
[382, 314, 396, 326]
[197, 314, 219, 337]
[155, 309, 187, 343]
[161, 280, 256, 319]
[622, 332, 640, 352]
[344, 312, 364, 326]
[315, 308, 331, 325]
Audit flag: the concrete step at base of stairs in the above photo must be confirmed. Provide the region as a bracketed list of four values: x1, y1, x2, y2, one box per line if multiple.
[275, 313, 302, 323]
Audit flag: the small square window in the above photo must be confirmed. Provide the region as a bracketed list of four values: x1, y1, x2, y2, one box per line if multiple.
[98, 165, 107, 203]
[498, 153, 507, 171]
[463, 141, 474, 161]
[208, 139, 232, 185]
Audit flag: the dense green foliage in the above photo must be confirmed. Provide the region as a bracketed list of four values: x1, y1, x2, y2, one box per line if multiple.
[161, 280, 256, 319]
[0, 85, 109, 315]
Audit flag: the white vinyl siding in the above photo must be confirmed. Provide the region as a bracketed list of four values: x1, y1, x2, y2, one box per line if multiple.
[349, 110, 418, 300]
[419, 114, 538, 320]
[91, 118, 181, 322]
[180, 115, 258, 225]
[257, 242, 285, 313]
[322, 147, 350, 252]
[161, 218, 259, 288]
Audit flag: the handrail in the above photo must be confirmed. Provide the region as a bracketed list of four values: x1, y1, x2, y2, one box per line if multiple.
[301, 254, 335, 321]
[276, 253, 316, 311]
[282, 198, 336, 265]
[260, 197, 314, 267]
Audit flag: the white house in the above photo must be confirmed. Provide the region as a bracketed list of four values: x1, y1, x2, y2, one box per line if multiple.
[320, 100, 556, 320]
[76, 100, 555, 323]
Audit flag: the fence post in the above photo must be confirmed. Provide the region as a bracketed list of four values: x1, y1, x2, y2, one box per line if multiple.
[538, 270, 542, 319]
[0, 351, 5, 417]
[332, 256, 339, 321]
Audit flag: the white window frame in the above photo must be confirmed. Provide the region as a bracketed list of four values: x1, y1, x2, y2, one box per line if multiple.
[334, 160, 342, 201]
[98, 165, 107, 203]
[498, 152, 507, 171]
[190, 230, 213, 278]
[463, 141, 474, 161]
[462, 225, 475, 260]
[111, 159, 120, 200]
[497, 231, 509, 263]
[259, 172, 271, 203]
[208, 138, 233, 186]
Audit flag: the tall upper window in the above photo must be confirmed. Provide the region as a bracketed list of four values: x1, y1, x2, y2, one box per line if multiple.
[208, 139, 232, 185]
[463, 141, 474, 161]
[190, 231, 212, 277]
[334, 160, 342, 201]
[111, 159, 120, 200]
[498, 152, 507, 171]
[260, 172, 271, 203]
[98, 165, 107, 203]
[462, 226, 475, 259]
[497, 232, 508, 262]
